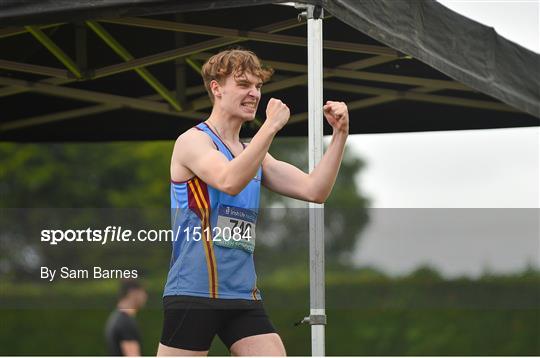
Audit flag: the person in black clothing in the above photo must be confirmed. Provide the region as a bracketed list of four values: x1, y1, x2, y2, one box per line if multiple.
[105, 280, 148, 356]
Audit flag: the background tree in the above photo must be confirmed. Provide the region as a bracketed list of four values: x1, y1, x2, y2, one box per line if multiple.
[0, 137, 369, 280]
[257, 137, 370, 272]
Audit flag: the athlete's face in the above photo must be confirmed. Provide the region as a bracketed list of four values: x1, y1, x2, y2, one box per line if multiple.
[212, 71, 262, 121]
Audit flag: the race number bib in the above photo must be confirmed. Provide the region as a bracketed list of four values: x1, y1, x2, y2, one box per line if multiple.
[213, 204, 257, 253]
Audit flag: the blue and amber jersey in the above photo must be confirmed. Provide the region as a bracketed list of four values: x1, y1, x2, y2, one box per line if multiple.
[163, 122, 262, 300]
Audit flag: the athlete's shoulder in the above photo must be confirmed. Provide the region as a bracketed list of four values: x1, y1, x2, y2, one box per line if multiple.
[175, 125, 214, 149]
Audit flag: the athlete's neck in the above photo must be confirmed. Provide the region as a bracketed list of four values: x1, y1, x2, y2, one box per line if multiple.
[117, 301, 138, 316]
[206, 107, 243, 144]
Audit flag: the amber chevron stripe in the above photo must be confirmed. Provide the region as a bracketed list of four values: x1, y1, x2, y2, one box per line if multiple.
[188, 177, 218, 298]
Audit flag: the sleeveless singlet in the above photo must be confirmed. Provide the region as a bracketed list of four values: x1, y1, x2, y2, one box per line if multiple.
[163, 122, 262, 300]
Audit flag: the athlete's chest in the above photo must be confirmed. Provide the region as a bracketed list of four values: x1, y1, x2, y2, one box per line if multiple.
[221, 141, 244, 158]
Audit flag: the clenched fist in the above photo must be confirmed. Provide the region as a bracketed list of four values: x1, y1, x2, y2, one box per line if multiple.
[323, 101, 349, 134]
[265, 98, 290, 133]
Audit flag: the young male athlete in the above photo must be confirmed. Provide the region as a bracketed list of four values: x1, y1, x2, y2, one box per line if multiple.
[157, 49, 349, 356]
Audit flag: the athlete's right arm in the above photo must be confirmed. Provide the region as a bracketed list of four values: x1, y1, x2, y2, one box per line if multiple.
[174, 98, 290, 195]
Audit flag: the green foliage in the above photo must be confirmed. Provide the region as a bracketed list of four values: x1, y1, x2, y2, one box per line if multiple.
[0, 142, 173, 207]
[257, 137, 370, 268]
[1, 271, 538, 355]
[0, 138, 370, 280]
[409, 264, 444, 282]
[2, 140, 537, 355]
[0, 142, 175, 280]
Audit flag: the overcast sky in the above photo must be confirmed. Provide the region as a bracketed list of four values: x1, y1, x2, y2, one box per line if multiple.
[344, 0, 539, 277]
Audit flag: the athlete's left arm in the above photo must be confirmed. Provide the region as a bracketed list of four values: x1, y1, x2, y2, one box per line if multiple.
[262, 101, 349, 203]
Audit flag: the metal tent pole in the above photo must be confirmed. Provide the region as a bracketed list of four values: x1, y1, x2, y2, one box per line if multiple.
[306, 4, 326, 357]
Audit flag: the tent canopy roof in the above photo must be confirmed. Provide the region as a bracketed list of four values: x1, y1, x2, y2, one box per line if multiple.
[0, 0, 538, 141]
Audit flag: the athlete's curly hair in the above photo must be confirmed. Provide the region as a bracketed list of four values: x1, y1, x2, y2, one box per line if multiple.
[201, 48, 274, 103]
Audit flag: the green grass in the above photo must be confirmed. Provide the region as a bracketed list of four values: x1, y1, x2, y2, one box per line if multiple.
[1, 273, 538, 355]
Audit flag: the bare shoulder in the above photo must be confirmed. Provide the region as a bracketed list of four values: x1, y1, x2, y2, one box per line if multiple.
[175, 127, 213, 147]
[171, 126, 214, 182]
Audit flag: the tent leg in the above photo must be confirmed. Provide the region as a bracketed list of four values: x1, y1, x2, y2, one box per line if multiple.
[307, 4, 325, 357]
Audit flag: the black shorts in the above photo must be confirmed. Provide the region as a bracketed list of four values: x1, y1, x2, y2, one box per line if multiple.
[160, 295, 276, 351]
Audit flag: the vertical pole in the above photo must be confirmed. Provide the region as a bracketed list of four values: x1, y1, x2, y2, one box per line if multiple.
[307, 5, 325, 357]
